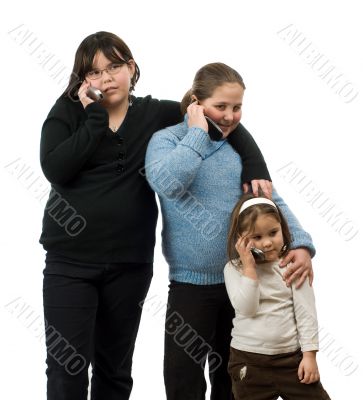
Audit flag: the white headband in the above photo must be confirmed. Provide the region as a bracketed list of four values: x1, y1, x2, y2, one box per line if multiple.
[239, 198, 277, 214]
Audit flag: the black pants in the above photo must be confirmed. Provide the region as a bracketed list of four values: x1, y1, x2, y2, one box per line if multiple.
[43, 257, 153, 400]
[228, 347, 331, 400]
[164, 281, 235, 400]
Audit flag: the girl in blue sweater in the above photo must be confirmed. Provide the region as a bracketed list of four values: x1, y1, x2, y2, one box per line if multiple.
[145, 63, 315, 399]
[40, 32, 272, 400]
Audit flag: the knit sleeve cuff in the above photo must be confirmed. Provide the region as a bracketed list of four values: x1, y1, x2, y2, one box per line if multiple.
[83, 102, 109, 133]
[301, 344, 319, 352]
[85, 102, 109, 120]
[179, 127, 211, 159]
[290, 232, 316, 258]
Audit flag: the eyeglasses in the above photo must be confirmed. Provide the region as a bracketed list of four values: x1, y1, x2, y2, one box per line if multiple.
[86, 62, 127, 80]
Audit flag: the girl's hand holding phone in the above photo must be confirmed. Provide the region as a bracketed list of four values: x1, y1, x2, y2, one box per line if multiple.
[187, 101, 208, 132]
[78, 81, 95, 109]
[235, 236, 258, 280]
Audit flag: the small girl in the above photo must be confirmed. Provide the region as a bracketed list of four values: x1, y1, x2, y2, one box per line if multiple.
[224, 194, 331, 400]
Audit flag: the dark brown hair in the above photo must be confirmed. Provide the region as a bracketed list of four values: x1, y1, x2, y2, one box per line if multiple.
[180, 62, 246, 114]
[227, 194, 291, 266]
[63, 31, 140, 100]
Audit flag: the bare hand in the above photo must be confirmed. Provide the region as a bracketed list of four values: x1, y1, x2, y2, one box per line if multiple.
[78, 81, 94, 109]
[235, 237, 256, 269]
[243, 180, 273, 199]
[279, 248, 313, 288]
[298, 352, 320, 384]
[187, 101, 208, 132]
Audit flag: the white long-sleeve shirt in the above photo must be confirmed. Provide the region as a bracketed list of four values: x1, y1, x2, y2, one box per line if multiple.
[224, 260, 319, 355]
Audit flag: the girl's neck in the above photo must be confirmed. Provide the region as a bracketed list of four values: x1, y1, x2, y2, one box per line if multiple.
[106, 98, 130, 119]
[256, 258, 279, 265]
[106, 98, 131, 132]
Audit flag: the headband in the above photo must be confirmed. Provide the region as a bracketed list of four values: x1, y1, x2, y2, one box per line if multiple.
[239, 198, 277, 214]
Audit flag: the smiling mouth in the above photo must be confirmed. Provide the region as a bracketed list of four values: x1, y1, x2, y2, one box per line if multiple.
[219, 124, 233, 130]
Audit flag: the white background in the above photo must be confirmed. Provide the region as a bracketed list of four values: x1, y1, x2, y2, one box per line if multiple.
[1, 0, 362, 398]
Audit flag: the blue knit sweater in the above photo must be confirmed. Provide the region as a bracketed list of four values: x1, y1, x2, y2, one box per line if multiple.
[145, 118, 315, 285]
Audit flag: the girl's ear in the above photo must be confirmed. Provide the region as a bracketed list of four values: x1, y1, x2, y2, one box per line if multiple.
[191, 95, 198, 104]
[127, 59, 136, 77]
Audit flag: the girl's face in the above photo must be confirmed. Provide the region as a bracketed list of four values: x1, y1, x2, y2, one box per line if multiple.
[246, 214, 284, 262]
[85, 51, 135, 108]
[199, 83, 244, 138]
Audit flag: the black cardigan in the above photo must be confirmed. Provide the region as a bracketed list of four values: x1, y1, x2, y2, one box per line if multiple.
[39, 95, 270, 263]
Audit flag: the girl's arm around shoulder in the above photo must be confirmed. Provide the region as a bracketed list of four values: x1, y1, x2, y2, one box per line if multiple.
[224, 261, 260, 317]
[228, 123, 271, 183]
[156, 99, 183, 129]
[272, 187, 315, 288]
[40, 98, 108, 185]
[228, 124, 272, 198]
[272, 187, 315, 257]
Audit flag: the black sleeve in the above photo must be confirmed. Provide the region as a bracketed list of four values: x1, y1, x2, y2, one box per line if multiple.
[227, 123, 271, 183]
[156, 100, 183, 130]
[155, 100, 271, 182]
[40, 100, 108, 185]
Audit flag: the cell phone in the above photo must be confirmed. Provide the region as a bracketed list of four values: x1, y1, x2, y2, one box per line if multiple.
[251, 247, 265, 261]
[205, 116, 224, 141]
[86, 87, 104, 102]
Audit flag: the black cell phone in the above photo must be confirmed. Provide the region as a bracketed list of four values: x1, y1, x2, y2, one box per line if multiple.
[205, 116, 224, 141]
[251, 247, 265, 261]
[86, 87, 104, 102]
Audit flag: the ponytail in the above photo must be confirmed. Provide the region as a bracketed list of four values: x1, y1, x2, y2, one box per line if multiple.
[180, 88, 193, 115]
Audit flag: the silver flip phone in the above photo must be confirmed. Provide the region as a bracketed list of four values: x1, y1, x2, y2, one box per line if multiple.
[86, 87, 104, 102]
[251, 247, 265, 261]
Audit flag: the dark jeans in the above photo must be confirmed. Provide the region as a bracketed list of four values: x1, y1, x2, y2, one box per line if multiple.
[164, 281, 235, 400]
[43, 257, 153, 400]
[228, 347, 331, 400]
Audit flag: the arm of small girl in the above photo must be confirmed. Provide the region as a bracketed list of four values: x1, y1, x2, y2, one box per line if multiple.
[298, 351, 320, 384]
[243, 180, 273, 199]
[224, 262, 260, 317]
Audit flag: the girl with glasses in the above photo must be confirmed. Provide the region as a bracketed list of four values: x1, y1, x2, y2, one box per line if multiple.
[39, 31, 272, 399]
